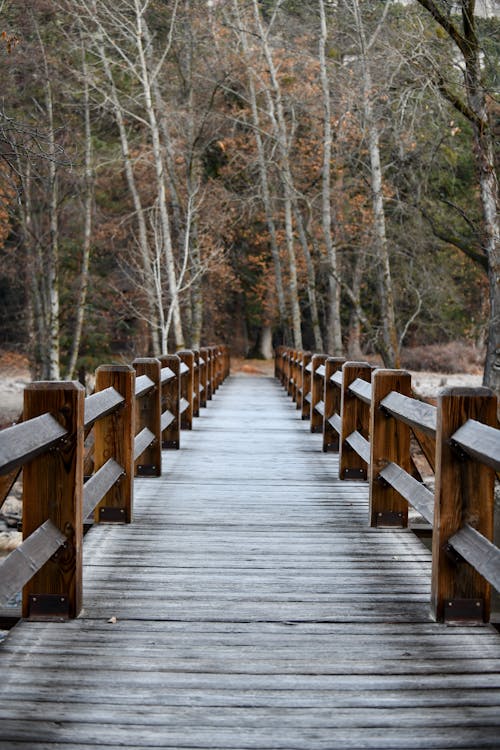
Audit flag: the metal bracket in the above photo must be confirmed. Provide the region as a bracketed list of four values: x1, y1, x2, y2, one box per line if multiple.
[29, 594, 70, 619]
[342, 467, 366, 480]
[162, 440, 179, 449]
[449, 439, 469, 462]
[375, 511, 405, 528]
[99, 507, 126, 522]
[444, 598, 484, 624]
[444, 542, 465, 566]
[136, 464, 158, 476]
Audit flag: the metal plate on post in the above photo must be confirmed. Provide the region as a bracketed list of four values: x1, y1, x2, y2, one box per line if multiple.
[29, 594, 70, 620]
[99, 507, 126, 522]
[342, 467, 366, 480]
[137, 464, 158, 476]
[444, 598, 484, 625]
[375, 511, 405, 528]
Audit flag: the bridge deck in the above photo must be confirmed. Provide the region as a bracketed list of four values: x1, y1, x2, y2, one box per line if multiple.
[0, 374, 499, 749]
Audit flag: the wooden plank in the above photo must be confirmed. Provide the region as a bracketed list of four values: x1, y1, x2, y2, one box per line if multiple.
[448, 524, 500, 592]
[133, 427, 155, 462]
[381, 392, 437, 436]
[314, 400, 325, 417]
[328, 412, 341, 434]
[379, 463, 434, 525]
[0, 414, 67, 475]
[451, 418, 500, 472]
[83, 459, 124, 518]
[332, 371, 343, 387]
[345, 430, 370, 464]
[160, 367, 175, 384]
[0, 520, 65, 605]
[348, 377, 372, 404]
[134, 374, 155, 398]
[161, 409, 175, 432]
[83, 387, 124, 429]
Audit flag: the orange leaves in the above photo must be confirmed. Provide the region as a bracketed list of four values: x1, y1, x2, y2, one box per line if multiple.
[1, 30, 19, 55]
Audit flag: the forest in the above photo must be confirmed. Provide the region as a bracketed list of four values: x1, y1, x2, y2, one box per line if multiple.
[0, 0, 498, 399]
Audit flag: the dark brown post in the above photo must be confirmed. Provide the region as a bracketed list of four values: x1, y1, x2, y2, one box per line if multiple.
[199, 347, 209, 408]
[206, 347, 214, 400]
[292, 350, 300, 404]
[323, 357, 345, 452]
[23, 381, 85, 619]
[287, 349, 296, 398]
[339, 361, 372, 480]
[369, 369, 411, 528]
[310, 354, 328, 433]
[178, 350, 194, 429]
[192, 349, 201, 418]
[431, 387, 496, 623]
[133, 358, 161, 477]
[94, 365, 135, 523]
[160, 354, 181, 448]
[223, 345, 231, 380]
[274, 346, 283, 380]
[213, 345, 222, 391]
[301, 352, 312, 420]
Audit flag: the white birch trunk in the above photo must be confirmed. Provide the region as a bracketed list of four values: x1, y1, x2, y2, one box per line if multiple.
[319, 0, 343, 356]
[67, 36, 93, 379]
[134, 0, 185, 350]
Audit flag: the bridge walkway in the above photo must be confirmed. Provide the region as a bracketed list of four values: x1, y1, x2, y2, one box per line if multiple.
[0, 373, 499, 748]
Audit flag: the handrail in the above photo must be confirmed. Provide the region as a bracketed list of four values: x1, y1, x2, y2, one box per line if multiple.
[84, 387, 124, 429]
[0, 414, 68, 475]
[275, 346, 499, 624]
[0, 344, 230, 617]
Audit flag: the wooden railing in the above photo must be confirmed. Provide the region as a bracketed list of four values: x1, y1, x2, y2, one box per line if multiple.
[275, 346, 500, 625]
[0, 345, 230, 620]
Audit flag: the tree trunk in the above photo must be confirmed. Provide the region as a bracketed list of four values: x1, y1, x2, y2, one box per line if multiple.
[252, 0, 303, 348]
[352, 0, 399, 367]
[134, 0, 185, 350]
[98, 37, 162, 356]
[319, 0, 343, 356]
[415, 0, 500, 403]
[67, 35, 93, 379]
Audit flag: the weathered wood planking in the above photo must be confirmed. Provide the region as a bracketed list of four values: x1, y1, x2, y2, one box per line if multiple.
[0, 374, 499, 749]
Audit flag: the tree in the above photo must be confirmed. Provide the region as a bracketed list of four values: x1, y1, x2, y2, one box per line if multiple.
[415, 0, 499, 399]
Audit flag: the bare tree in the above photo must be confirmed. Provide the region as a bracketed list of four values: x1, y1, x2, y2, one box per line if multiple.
[415, 0, 499, 399]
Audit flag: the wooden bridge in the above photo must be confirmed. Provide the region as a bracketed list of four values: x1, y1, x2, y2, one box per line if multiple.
[0, 349, 500, 748]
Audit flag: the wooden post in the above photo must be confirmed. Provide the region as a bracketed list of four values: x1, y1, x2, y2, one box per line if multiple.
[301, 352, 312, 420]
[94, 365, 135, 523]
[223, 344, 231, 380]
[160, 354, 181, 448]
[133, 358, 161, 477]
[23, 381, 85, 620]
[339, 362, 372, 480]
[323, 357, 345, 452]
[274, 346, 283, 381]
[369, 369, 411, 528]
[431, 387, 496, 623]
[287, 349, 296, 398]
[310, 354, 328, 433]
[214, 345, 222, 391]
[292, 350, 300, 405]
[178, 350, 194, 429]
[192, 349, 201, 418]
[205, 347, 213, 401]
[199, 348, 209, 408]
